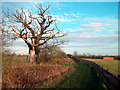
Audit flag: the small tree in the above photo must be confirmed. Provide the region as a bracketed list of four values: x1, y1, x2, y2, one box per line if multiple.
[2, 4, 66, 64]
[39, 45, 66, 63]
[73, 51, 78, 56]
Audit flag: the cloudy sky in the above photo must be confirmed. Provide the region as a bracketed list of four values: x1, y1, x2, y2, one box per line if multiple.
[2, 0, 119, 55]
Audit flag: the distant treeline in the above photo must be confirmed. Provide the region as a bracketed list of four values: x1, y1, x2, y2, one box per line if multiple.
[5, 51, 120, 60]
[72, 54, 120, 60]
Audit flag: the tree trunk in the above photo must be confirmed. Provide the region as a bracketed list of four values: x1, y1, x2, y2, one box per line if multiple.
[35, 46, 40, 63]
[34, 39, 40, 63]
[29, 47, 35, 64]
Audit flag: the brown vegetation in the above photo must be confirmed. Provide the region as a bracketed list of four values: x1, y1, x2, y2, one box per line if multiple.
[2, 54, 75, 88]
[53, 58, 75, 65]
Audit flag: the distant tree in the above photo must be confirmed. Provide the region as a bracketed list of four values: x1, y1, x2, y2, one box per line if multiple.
[2, 4, 66, 64]
[73, 51, 78, 56]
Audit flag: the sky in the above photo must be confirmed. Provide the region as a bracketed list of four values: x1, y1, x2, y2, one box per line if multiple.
[2, 1, 119, 56]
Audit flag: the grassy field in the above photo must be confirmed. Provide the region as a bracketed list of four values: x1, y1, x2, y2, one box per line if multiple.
[82, 58, 120, 76]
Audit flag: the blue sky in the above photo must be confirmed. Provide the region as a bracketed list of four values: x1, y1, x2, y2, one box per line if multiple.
[2, 1, 119, 55]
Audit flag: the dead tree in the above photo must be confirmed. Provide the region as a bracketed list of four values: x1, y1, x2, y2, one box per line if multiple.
[2, 4, 66, 64]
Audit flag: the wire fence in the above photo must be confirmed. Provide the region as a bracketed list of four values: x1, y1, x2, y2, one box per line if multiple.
[72, 56, 120, 90]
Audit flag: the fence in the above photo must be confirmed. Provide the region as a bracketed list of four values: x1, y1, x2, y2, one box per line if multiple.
[72, 56, 120, 90]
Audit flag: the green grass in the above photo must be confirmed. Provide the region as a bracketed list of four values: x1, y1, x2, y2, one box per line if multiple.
[82, 58, 119, 76]
[2, 55, 28, 62]
[12, 56, 29, 62]
[54, 58, 106, 89]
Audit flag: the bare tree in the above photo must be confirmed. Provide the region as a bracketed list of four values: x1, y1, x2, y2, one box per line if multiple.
[1, 17, 10, 52]
[2, 4, 66, 64]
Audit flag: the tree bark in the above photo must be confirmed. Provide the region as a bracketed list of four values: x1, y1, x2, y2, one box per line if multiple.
[34, 39, 40, 63]
[35, 46, 40, 63]
[29, 47, 35, 64]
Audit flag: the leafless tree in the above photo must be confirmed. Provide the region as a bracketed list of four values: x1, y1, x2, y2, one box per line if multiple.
[2, 4, 66, 64]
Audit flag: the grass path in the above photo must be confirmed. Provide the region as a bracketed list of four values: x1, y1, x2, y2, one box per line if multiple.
[54, 58, 106, 89]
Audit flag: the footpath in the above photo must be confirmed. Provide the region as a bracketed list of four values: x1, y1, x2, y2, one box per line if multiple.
[55, 57, 106, 89]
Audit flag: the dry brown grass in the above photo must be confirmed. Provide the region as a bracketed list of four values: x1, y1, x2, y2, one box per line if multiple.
[52, 58, 75, 65]
[2, 55, 74, 88]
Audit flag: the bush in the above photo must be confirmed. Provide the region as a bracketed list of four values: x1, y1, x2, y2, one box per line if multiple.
[38, 46, 66, 63]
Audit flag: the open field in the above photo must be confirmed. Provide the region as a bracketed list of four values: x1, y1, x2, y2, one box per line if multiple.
[82, 58, 120, 76]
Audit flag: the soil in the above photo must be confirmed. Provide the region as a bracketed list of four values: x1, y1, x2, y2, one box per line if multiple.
[2, 57, 75, 88]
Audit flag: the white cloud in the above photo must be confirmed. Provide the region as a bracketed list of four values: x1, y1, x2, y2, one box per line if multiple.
[71, 19, 75, 21]
[58, 8, 61, 10]
[66, 28, 85, 32]
[81, 18, 118, 35]
[69, 34, 118, 38]
[61, 44, 105, 48]
[64, 13, 69, 16]
[52, 15, 59, 17]
[83, 22, 111, 27]
[71, 14, 76, 16]
[59, 15, 117, 33]
[83, 17, 118, 26]
[59, 15, 118, 33]
[108, 30, 114, 32]
[56, 17, 71, 22]
[83, 22, 111, 32]
[54, 14, 77, 22]
[10, 46, 28, 55]
[65, 33, 118, 43]
[66, 22, 112, 33]
[63, 13, 81, 17]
